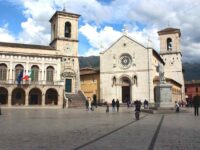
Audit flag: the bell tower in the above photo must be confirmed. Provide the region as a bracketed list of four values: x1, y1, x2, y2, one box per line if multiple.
[158, 27, 185, 100]
[49, 11, 80, 55]
[49, 11, 81, 93]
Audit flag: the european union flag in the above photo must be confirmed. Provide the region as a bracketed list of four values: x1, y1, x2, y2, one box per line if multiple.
[17, 70, 23, 85]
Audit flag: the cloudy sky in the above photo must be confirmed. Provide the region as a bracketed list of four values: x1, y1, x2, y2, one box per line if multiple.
[0, 0, 200, 62]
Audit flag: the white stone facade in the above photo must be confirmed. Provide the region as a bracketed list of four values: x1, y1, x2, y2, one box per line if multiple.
[100, 28, 184, 104]
[100, 35, 160, 103]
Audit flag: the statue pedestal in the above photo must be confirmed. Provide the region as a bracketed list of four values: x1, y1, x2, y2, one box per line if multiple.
[156, 84, 174, 108]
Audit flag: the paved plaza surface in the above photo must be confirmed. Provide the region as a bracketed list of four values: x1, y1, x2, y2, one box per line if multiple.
[0, 107, 200, 150]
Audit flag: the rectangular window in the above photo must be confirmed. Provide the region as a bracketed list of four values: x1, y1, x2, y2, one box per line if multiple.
[32, 70, 39, 82]
[47, 70, 53, 82]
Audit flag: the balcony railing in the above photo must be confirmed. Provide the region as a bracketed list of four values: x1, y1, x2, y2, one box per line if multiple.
[0, 79, 64, 86]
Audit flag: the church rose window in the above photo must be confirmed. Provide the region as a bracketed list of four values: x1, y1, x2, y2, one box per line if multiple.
[0, 64, 7, 81]
[119, 54, 132, 69]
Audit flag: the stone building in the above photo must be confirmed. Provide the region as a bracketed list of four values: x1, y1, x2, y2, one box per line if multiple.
[100, 27, 184, 104]
[0, 10, 81, 107]
[185, 80, 200, 102]
[80, 68, 100, 102]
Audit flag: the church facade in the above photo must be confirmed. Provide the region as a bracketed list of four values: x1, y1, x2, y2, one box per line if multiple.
[0, 11, 81, 107]
[100, 28, 184, 104]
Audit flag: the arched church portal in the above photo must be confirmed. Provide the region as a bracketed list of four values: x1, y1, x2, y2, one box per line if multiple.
[121, 77, 131, 103]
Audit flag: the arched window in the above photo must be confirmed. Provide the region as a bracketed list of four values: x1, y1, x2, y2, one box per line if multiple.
[31, 65, 39, 82]
[167, 38, 172, 51]
[0, 64, 7, 81]
[65, 22, 71, 38]
[46, 66, 54, 82]
[15, 64, 24, 81]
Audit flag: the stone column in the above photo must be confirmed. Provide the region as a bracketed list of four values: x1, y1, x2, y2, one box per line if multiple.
[25, 94, 29, 106]
[42, 93, 45, 106]
[9, 61, 13, 80]
[41, 63, 44, 84]
[8, 94, 12, 107]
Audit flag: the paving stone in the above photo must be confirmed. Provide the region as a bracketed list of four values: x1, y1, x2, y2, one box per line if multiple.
[0, 107, 199, 150]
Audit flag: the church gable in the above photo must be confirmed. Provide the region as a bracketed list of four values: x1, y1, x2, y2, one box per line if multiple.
[100, 35, 149, 72]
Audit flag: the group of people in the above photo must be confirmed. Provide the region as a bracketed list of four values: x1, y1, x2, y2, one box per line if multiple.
[111, 99, 120, 112]
[85, 94, 98, 111]
[174, 94, 200, 116]
[105, 99, 147, 115]
[104, 99, 121, 113]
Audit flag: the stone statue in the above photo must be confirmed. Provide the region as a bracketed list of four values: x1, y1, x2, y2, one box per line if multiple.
[158, 64, 165, 84]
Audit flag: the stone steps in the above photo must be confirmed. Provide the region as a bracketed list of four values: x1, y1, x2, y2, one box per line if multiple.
[66, 91, 86, 108]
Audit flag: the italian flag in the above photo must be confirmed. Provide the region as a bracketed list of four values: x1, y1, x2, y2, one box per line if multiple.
[23, 70, 33, 80]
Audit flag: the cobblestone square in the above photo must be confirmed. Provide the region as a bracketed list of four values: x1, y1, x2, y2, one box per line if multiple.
[0, 107, 200, 150]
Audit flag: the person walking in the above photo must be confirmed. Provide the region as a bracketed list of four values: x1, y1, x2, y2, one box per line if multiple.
[63, 99, 66, 109]
[93, 94, 97, 108]
[106, 102, 109, 113]
[85, 99, 89, 111]
[112, 99, 116, 112]
[116, 99, 120, 112]
[193, 94, 200, 116]
[175, 101, 180, 113]
[144, 99, 148, 109]
[134, 100, 142, 120]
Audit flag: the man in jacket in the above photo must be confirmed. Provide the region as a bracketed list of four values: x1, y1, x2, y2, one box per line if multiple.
[193, 94, 200, 116]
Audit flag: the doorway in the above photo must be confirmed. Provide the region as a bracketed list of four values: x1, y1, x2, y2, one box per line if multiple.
[65, 79, 72, 92]
[121, 77, 131, 103]
[122, 86, 130, 103]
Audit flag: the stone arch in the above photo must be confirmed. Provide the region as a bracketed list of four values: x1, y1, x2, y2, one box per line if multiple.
[45, 88, 58, 105]
[65, 21, 71, 38]
[12, 88, 25, 105]
[119, 75, 132, 85]
[167, 38, 172, 51]
[0, 87, 8, 104]
[29, 88, 42, 105]
[119, 76, 132, 103]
